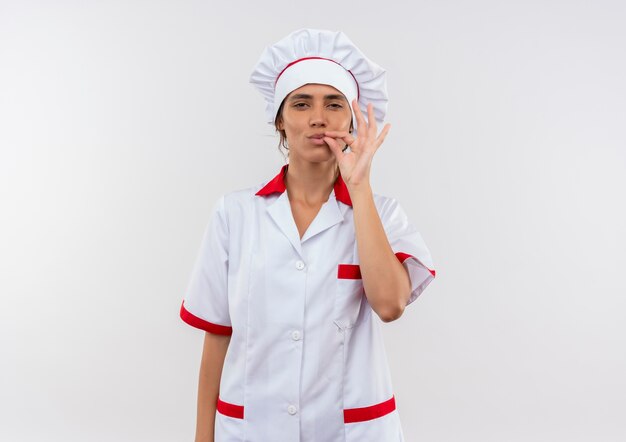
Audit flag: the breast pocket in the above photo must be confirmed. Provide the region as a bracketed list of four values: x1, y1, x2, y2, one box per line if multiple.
[334, 264, 366, 330]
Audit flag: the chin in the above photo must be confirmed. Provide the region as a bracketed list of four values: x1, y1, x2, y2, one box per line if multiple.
[289, 151, 334, 165]
[306, 148, 335, 162]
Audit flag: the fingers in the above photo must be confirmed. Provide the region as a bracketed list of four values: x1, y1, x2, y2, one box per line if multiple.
[376, 123, 391, 147]
[323, 131, 355, 145]
[351, 99, 381, 139]
[330, 100, 390, 153]
[352, 99, 368, 137]
[367, 103, 377, 136]
[323, 136, 346, 159]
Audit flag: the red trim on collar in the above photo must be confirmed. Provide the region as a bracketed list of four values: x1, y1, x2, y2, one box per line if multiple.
[256, 164, 288, 195]
[255, 164, 352, 207]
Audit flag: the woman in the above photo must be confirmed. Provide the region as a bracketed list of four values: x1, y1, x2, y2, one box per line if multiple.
[180, 29, 436, 442]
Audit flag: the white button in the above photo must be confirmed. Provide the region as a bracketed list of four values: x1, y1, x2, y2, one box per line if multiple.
[291, 330, 301, 341]
[287, 404, 297, 415]
[295, 260, 305, 270]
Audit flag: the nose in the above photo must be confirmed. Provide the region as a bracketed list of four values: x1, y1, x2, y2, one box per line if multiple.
[309, 104, 326, 127]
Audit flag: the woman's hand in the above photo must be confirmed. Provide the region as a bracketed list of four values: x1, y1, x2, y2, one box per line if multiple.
[323, 98, 391, 190]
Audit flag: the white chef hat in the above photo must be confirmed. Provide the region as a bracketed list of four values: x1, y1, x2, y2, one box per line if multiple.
[249, 28, 388, 131]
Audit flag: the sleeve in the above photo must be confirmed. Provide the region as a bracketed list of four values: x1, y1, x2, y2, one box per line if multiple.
[179, 195, 232, 335]
[380, 197, 436, 306]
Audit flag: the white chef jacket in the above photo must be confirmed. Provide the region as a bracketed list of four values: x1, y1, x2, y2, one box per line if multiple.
[180, 164, 436, 442]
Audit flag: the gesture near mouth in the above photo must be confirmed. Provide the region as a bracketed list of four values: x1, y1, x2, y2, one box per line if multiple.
[323, 98, 391, 193]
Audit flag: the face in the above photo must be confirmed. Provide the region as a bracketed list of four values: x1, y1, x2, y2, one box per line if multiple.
[276, 83, 353, 163]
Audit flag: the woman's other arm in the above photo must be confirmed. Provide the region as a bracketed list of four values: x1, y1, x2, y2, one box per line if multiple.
[195, 332, 231, 442]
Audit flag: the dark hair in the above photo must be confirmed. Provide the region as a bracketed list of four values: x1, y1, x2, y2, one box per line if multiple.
[274, 101, 289, 159]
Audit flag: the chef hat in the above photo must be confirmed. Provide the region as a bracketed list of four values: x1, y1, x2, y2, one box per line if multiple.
[249, 28, 388, 131]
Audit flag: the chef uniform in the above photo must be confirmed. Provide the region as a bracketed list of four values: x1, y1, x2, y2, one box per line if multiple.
[180, 29, 436, 442]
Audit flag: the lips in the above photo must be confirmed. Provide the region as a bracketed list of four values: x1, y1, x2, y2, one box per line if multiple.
[309, 134, 325, 139]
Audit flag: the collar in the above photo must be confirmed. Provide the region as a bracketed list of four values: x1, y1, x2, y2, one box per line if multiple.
[255, 164, 352, 206]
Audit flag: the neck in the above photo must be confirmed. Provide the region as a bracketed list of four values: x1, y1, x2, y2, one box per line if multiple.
[284, 158, 338, 206]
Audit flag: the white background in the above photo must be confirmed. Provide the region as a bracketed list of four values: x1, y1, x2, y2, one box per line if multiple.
[1, 0, 625, 441]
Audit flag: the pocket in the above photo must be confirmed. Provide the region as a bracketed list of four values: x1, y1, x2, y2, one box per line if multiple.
[214, 397, 245, 440]
[334, 264, 365, 330]
[343, 396, 403, 441]
[344, 395, 396, 423]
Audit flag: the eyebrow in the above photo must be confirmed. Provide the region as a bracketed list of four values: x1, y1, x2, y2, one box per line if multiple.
[288, 93, 347, 101]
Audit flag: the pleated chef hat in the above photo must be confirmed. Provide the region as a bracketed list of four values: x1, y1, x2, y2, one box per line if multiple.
[249, 29, 388, 131]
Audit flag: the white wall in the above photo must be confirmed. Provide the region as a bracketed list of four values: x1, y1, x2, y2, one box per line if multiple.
[1, 0, 624, 440]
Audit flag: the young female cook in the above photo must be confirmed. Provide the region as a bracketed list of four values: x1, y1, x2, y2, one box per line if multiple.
[180, 28, 436, 442]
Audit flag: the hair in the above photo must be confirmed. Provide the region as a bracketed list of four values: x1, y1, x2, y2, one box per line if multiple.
[274, 100, 289, 160]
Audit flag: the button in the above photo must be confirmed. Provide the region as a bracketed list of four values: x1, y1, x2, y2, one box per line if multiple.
[287, 404, 297, 415]
[295, 260, 305, 270]
[291, 330, 301, 341]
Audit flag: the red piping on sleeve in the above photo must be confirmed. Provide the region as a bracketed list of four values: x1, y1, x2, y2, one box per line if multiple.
[394, 252, 436, 277]
[180, 301, 233, 336]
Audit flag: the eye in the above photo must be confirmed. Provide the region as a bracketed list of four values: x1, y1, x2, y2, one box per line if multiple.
[292, 102, 309, 108]
[328, 103, 344, 109]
